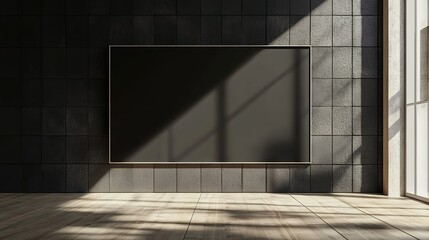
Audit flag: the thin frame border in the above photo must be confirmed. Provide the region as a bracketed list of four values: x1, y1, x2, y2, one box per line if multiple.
[109, 45, 312, 165]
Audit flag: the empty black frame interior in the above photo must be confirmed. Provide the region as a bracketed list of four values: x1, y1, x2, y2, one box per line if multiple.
[109, 46, 311, 164]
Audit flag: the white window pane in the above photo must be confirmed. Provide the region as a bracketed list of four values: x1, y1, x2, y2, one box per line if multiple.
[406, 105, 416, 194]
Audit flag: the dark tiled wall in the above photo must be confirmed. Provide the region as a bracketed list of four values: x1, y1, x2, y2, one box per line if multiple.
[0, 0, 382, 193]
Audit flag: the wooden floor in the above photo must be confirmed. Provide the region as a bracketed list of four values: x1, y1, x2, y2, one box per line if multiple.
[0, 193, 428, 240]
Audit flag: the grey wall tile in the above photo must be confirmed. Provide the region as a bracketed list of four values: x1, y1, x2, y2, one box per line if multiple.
[177, 165, 201, 193]
[134, 0, 154, 15]
[0, 48, 21, 78]
[311, 165, 332, 192]
[66, 108, 88, 135]
[67, 78, 88, 107]
[333, 107, 352, 135]
[202, 165, 221, 192]
[312, 107, 332, 135]
[333, 0, 352, 15]
[22, 48, 41, 77]
[242, 16, 266, 44]
[22, 108, 41, 135]
[67, 0, 89, 15]
[110, 16, 133, 44]
[89, 48, 108, 78]
[178, 0, 201, 15]
[43, 78, 65, 106]
[242, 0, 266, 15]
[267, 16, 289, 45]
[89, 16, 110, 47]
[333, 164, 352, 192]
[89, 108, 108, 136]
[222, 0, 241, 15]
[22, 78, 42, 106]
[353, 0, 378, 16]
[42, 164, 65, 192]
[110, 0, 133, 15]
[202, 0, 221, 15]
[177, 16, 201, 45]
[333, 79, 352, 106]
[133, 165, 154, 192]
[353, 165, 378, 193]
[353, 136, 378, 164]
[42, 48, 65, 78]
[267, 165, 290, 193]
[0, 78, 20, 106]
[353, 47, 378, 78]
[89, 0, 109, 15]
[333, 136, 352, 164]
[154, 16, 176, 44]
[353, 16, 377, 46]
[222, 16, 241, 44]
[134, 16, 154, 45]
[222, 165, 242, 192]
[311, 16, 332, 46]
[312, 79, 332, 107]
[66, 48, 88, 78]
[353, 79, 378, 106]
[66, 16, 88, 47]
[110, 165, 133, 192]
[311, 0, 332, 16]
[42, 107, 65, 135]
[243, 165, 266, 192]
[66, 164, 88, 192]
[290, 165, 310, 192]
[312, 47, 332, 78]
[89, 164, 110, 192]
[352, 107, 378, 135]
[290, 16, 310, 45]
[154, 165, 176, 192]
[42, 16, 65, 47]
[312, 136, 332, 164]
[333, 47, 352, 78]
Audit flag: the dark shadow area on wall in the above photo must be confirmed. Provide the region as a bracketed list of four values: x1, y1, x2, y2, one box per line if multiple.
[0, 0, 382, 194]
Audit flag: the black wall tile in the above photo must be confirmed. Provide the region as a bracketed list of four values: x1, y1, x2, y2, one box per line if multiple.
[0, 136, 21, 164]
[134, 0, 154, 15]
[177, 16, 201, 44]
[290, 0, 310, 15]
[133, 16, 154, 45]
[67, 0, 89, 15]
[22, 164, 42, 192]
[111, 0, 134, 15]
[23, 0, 42, 15]
[89, 136, 108, 163]
[22, 16, 41, 47]
[267, 0, 289, 15]
[89, 48, 108, 78]
[242, 0, 266, 15]
[0, 48, 21, 78]
[89, 0, 109, 15]
[42, 136, 65, 163]
[178, 0, 201, 15]
[0, 78, 20, 106]
[242, 16, 265, 44]
[22, 48, 42, 78]
[42, 16, 65, 47]
[66, 108, 88, 135]
[67, 78, 88, 106]
[0, 108, 20, 135]
[67, 17, 89, 47]
[201, 16, 221, 44]
[66, 136, 89, 163]
[66, 164, 88, 192]
[0, 16, 21, 47]
[89, 108, 108, 136]
[42, 48, 65, 78]
[42, 107, 65, 135]
[22, 108, 42, 135]
[43, 78, 65, 106]
[222, 0, 241, 15]
[154, 0, 177, 15]
[66, 48, 89, 78]
[110, 16, 134, 44]
[42, 0, 65, 15]
[154, 16, 177, 44]
[22, 136, 42, 163]
[89, 78, 108, 106]
[42, 164, 65, 192]
[222, 16, 241, 44]
[22, 78, 42, 107]
[0, 0, 22, 15]
[89, 16, 110, 47]
[202, 0, 221, 15]
[0, 165, 21, 192]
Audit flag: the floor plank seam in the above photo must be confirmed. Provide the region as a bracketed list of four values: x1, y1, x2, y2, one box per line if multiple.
[183, 193, 202, 240]
[332, 196, 420, 240]
[290, 195, 349, 240]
